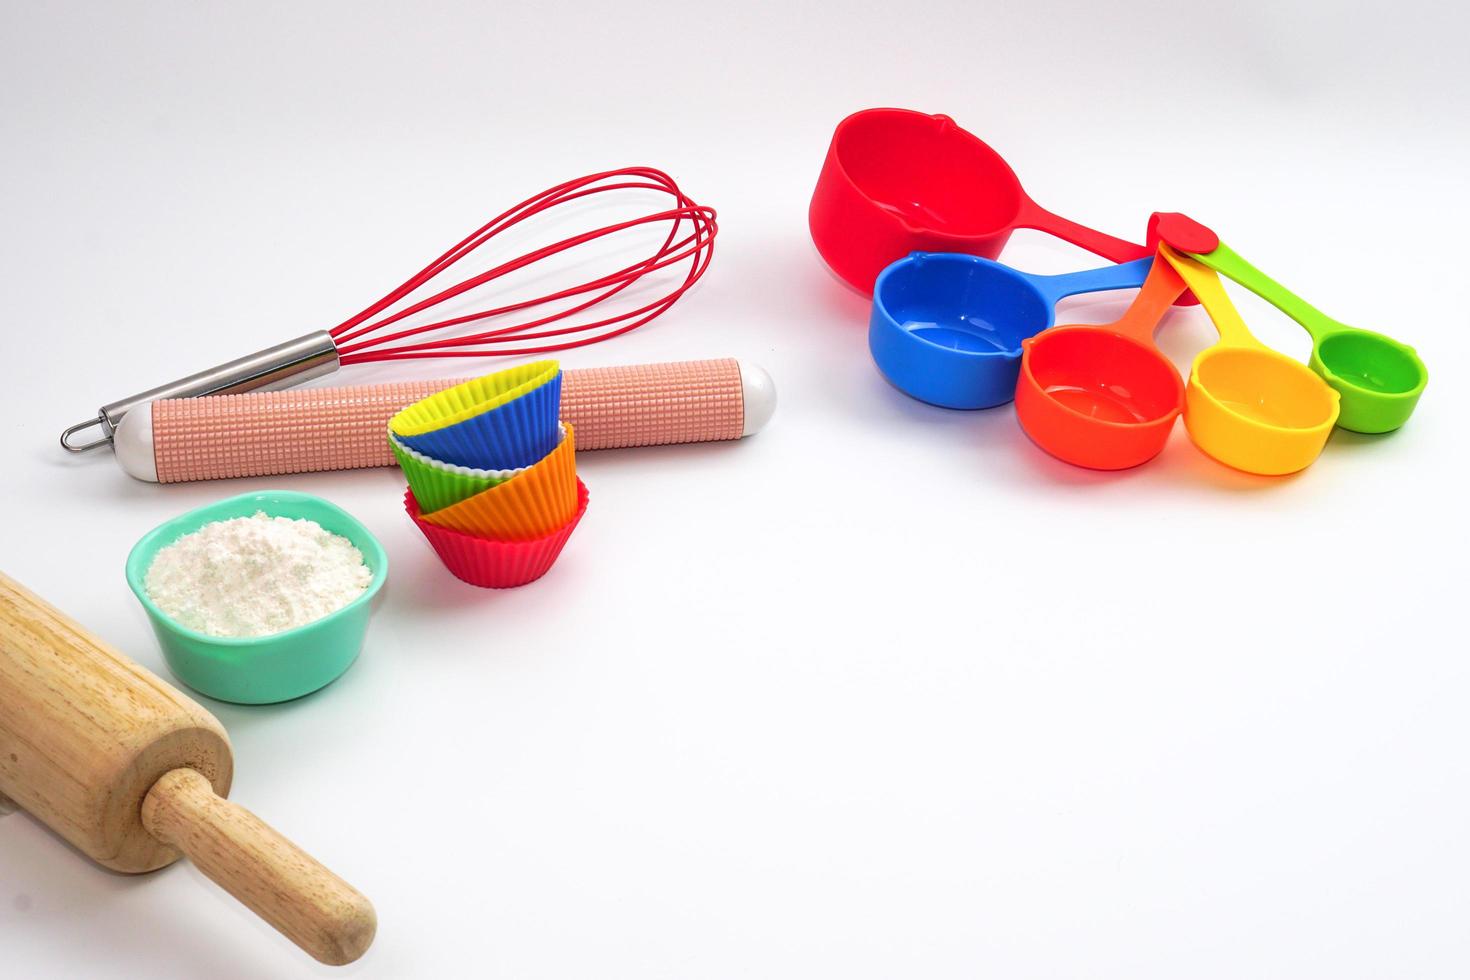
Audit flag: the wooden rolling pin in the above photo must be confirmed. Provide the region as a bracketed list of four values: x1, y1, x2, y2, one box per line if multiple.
[0, 572, 375, 965]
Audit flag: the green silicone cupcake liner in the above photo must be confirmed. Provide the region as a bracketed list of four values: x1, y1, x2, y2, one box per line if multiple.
[389, 434, 523, 515]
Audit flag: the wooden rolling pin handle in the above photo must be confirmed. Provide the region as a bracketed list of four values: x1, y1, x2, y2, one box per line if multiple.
[141, 768, 377, 966]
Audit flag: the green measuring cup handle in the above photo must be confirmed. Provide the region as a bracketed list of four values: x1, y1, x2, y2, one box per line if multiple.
[1190, 242, 1343, 341]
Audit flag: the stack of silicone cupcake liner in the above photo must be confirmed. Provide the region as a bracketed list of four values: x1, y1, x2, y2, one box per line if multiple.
[390, 361, 588, 588]
[391, 360, 563, 471]
[420, 424, 579, 538]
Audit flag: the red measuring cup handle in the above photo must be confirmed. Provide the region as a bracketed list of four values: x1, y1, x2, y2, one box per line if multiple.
[1013, 197, 1149, 264]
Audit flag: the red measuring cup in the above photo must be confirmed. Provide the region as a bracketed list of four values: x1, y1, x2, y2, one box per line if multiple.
[810, 108, 1151, 294]
[1015, 253, 1188, 470]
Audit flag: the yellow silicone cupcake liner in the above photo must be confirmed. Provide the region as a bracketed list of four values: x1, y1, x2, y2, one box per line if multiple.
[421, 421, 579, 540]
[389, 360, 559, 438]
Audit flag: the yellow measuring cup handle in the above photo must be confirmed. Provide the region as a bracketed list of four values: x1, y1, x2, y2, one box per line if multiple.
[1157, 245, 1264, 349]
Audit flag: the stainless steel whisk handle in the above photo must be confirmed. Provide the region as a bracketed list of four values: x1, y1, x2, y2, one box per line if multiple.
[60, 331, 342, 452]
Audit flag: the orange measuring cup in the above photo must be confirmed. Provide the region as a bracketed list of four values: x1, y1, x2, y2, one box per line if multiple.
[1015, 254, 1188, 469]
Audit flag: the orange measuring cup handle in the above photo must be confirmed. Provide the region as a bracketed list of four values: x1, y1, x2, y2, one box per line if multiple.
[1108, 251, 1190, 344]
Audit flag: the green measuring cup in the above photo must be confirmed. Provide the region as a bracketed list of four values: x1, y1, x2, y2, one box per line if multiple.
[1185, 241, 1427, 433]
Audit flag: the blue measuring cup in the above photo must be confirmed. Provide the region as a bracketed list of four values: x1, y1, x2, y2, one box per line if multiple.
[869, 252, 1153, 409]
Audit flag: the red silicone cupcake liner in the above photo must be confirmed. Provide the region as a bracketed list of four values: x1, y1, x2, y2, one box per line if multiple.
[404, 480, 589, 589]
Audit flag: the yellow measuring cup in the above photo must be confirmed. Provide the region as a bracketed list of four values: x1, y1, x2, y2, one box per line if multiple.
[1159, 246, 1340, 476]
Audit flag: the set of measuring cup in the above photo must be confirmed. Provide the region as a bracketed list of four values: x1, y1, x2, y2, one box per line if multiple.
[810, 108, 1428, 475]
[390, 361, 589, 586]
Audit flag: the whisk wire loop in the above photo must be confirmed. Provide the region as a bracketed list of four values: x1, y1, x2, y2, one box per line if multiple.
[329, 167, 717, 363]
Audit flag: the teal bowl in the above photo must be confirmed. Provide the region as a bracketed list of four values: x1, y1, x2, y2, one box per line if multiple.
[125, 491, 388, 705]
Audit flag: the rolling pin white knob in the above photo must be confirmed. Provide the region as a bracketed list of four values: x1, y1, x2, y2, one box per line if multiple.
[114, 399, 159, 482]
[737, 360, 777, 436]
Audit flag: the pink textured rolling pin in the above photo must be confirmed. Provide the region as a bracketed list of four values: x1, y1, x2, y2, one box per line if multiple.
[111, 359, 776, 484]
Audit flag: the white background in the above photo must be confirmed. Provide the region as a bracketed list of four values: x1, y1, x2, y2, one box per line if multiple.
[2, 2, 1467, 977]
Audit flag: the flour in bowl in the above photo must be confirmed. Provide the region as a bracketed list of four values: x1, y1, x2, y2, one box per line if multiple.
[145, 511, 373, 638]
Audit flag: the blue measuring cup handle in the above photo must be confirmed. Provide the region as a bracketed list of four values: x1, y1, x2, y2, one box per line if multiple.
[1023, 256, 1153, 308]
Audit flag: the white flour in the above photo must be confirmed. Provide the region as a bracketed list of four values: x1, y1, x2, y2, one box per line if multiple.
[145, 511, 372, 638]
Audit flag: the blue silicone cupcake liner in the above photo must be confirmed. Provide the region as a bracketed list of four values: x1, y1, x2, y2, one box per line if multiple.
[395, 371, 562, 470]
[390, 361, 559, 436]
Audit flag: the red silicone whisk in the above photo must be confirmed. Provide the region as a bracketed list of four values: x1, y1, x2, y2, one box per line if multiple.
[62, 167, 718, 451]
